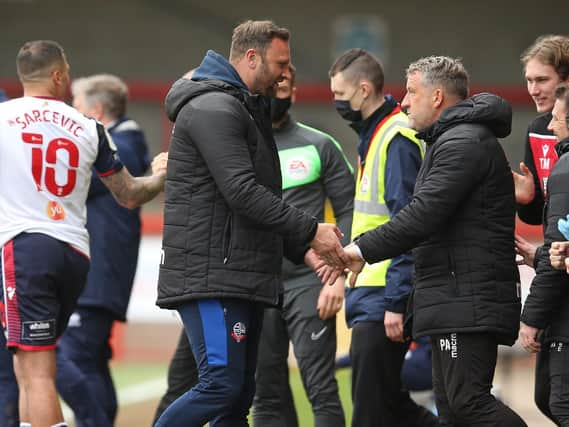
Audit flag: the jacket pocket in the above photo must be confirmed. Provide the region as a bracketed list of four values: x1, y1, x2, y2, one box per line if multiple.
[222, 215, 233, 264]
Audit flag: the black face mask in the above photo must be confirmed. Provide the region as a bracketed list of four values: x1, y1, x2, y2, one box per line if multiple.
[270, 97, 292, 122]
[334, 99, 363, 122]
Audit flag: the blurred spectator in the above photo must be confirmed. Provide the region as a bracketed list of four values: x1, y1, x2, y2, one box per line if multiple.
[329, 48, 436, 427]
[55, 74, 150, 427]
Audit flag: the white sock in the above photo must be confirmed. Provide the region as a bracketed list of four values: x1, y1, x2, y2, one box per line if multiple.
[20, 423, 32, 427]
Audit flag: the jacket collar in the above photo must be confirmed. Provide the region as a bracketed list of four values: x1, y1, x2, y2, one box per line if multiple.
[556, 137, 569, 157]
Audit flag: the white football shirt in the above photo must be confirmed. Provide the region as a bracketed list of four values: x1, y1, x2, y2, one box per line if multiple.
[0, 96, 123, 256]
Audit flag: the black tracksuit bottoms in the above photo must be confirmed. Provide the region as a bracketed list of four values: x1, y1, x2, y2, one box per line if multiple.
[430, 332, 527, 427]
[534, 340, 569, 426]
[350, 321, 438, 427]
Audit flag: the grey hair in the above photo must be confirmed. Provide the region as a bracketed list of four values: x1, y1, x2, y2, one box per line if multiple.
[71, 74, 128, 119]
[406, 56, 469, 100]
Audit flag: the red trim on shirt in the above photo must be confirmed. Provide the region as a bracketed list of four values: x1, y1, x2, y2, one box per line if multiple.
[97, 169, 117, 178]
[31, 96, 59, 101]
[68, 244, 90, 260]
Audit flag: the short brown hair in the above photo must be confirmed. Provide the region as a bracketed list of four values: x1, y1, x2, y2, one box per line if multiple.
[329, 48, 385, 94]
[229, 20, 290, 61]
[521, 35, 569, 81]
[406, 56, 469, 100]
[17, 40, 66, 82]
[554, 82, 569, 119]
[72, 74, 129, 119]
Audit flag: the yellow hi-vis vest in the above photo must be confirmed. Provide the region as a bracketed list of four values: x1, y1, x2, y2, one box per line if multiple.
[351, 107, 423, 287]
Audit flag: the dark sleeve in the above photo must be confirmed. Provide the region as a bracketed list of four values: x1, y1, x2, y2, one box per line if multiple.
[114, 129, 150, 178]
[93, 123, 124, 177]
[356, 135, 484, 263]
[320, 134, 355, 245]
[383, 135, 422, 313]
[517, 127, 544, 225]
[180, 96, 317, 243]
[521, 180, 569, 328]
[89, 128, 150, 200]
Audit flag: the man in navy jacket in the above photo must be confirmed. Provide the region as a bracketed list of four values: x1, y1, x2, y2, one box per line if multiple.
[55, 74, 150, 427]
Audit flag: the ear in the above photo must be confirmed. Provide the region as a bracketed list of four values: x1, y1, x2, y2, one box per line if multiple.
[52, 68, 64, 86]
[432, 88, 444, 108]
[92, 102, 105, 122]
[245, 48, 258, 69]
[291, 85, 297, 104]
[360, 80, 372, 99]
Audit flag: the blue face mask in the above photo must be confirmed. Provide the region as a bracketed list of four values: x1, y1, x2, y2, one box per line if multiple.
[334, 100, 363, 122]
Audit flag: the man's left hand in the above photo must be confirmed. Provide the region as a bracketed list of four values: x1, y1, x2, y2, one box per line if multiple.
[317, 276, 345, 320]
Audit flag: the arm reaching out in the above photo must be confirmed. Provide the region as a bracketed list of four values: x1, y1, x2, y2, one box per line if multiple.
[101, 151, 167, 209]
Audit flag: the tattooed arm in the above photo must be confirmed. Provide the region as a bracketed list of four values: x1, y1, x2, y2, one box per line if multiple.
[100, 152, 167, 209]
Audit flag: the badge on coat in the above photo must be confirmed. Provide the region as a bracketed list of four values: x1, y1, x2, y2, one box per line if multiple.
[231, 322, 247, 342]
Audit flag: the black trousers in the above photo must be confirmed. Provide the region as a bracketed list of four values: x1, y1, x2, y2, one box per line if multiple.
[430, 332, 527, 427]
[350, 321, 438, 427]
[153, 330, 198, 424]
[253, 285, 344, 427]
[534, 340, 569, 426]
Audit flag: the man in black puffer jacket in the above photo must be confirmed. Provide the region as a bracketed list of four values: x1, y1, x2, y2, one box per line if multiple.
[155, 20, 343, 427]
[519, 82, 569, 426]
[340, 56, 526, 426]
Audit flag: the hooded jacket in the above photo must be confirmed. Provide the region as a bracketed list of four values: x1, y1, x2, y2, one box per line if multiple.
[521, 137, 569, 343]
[156, 51, 317, 309]
[356, 93, 521, 344]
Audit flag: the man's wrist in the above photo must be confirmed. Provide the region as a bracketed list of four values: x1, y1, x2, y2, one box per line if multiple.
[351, 241, 364, 261]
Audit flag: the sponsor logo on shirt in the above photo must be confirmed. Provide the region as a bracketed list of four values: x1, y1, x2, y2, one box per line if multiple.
[286, 158, 310, 181]
[46, 200, 65, 220]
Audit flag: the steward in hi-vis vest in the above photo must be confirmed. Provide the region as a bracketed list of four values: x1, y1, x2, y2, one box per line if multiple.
[330, 48, 437, 427]
[351, 104, 423, 289]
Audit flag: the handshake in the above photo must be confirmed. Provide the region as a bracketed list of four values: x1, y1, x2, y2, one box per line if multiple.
[305, 223, 367, 287]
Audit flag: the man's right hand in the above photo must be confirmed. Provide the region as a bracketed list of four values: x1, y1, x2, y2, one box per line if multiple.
[512, 162, 535, 205]
[310, 223, 345, 267]
[151, 152, 168, 177]
[550, 241, 569, 270]
[343, 243, 365, 287]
